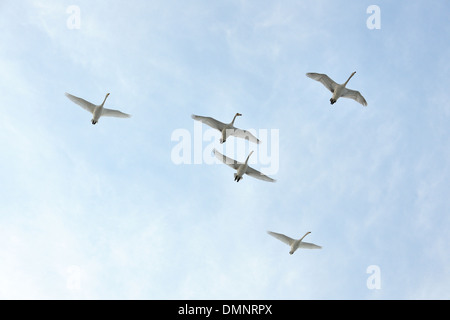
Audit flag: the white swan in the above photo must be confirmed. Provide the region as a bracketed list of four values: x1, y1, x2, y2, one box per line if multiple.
[213, 149, 275, 182]
[65, 92, 131, 124]
[267, 231, 322, 255]
[192, 113, 260, 144]
[306, 71, 367, 106]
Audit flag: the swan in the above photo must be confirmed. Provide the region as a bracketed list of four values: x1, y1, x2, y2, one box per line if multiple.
[65, 92, 131, 124]
[213, 149, 275, 182]
[192, 113, 260, 144]
[306, 71, 367, 106]
[267, 231, 322, 255]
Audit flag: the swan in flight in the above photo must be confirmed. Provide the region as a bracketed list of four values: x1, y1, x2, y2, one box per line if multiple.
[192, 113, 260, 144]
[306, 71, 367, 106]
[213, 149, 275, 182]
[65, 92, 131, 124]
[267, 231, 322, 255]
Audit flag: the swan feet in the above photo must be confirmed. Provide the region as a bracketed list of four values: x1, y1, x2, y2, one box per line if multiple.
[330, 98, 336, 105]
[91, 120, 97, 125]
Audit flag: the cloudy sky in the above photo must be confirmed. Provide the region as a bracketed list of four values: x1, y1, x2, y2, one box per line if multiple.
[0, 0, 449, 299]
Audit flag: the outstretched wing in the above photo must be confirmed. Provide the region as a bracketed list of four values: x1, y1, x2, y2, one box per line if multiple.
[65, 92, 96, 113]
[245, 166, 276, 182]
[267, 231, 295, 246]
[341, 88, 368, 106]
[192, 114, 226, 131]
[101, 108, 131, 118]
[306, 73, 338, 93]
[231, 128, 261, 144]
[213, 149, 241, 170]
[299, 241, 322, 249]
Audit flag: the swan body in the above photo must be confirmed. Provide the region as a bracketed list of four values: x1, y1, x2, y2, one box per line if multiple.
[306, 72, 367, 106]
[192, 113, 260, 144]
[267, 231, 322, 255]
[65, 92, 131, 124]
[213, 149, 275, 182]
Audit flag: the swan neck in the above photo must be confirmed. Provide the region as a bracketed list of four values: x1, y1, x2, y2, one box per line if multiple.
[299, 232, 310, 242]
[101, 94, 109, 106]
[231, 114, 239, 125]
[245, 151, 254, 165]
[344, 72, 356, 86]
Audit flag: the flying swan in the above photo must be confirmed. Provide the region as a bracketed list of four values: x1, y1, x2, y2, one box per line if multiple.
[192, 113, 260, 144]
[65, 92, 131, 124]
[213, 149, 275, 182]
[306, 71, 367, 106]
[267, 231, 322, 255]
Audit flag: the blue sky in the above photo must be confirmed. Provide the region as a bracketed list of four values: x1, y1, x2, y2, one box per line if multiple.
[0, 0, 449, 299]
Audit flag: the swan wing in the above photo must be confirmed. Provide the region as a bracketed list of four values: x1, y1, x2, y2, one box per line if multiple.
[230, 128, 261, 144]
[341, 88, 368, 106]
[192, 114, 226, 131]
[245, 166, 276, 182]
[267, 231, 295, 246]
[213, 149, 241, 170]
[65, 92, 96, 113]
[299, 241, 322, 249]
[101, 108, 131, 118]
[306, 73, 338, 93]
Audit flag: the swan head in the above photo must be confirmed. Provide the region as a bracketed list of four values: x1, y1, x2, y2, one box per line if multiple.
[236, 113, 242, 117]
